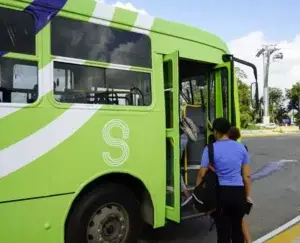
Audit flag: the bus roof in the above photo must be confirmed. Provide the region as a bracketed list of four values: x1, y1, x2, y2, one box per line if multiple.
[9, 0, 229, 54]
[150, 17, 229, 53]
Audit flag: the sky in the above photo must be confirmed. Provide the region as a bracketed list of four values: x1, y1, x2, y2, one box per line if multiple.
[104, 0, 300, 94]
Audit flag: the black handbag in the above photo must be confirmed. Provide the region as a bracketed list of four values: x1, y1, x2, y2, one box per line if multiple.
[192, 143, 219, 213]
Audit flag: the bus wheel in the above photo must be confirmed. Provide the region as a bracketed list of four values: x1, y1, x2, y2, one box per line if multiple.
[65, 183, 141, 243]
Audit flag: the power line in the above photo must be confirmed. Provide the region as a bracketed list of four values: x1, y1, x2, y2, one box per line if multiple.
[256, 44, 283, 124]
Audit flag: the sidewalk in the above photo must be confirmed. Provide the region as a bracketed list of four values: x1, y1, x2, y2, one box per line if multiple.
[266, 223, 300, 243]
[242, 126, 300, 138]
[254, 215, 300, 243]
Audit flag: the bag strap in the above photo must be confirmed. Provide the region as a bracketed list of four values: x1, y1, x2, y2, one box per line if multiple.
[208, 143, 214, 167]
[207, 143, 219, 185]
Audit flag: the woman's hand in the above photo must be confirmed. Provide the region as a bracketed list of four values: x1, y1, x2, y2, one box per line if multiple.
[247, 196, 254, 204]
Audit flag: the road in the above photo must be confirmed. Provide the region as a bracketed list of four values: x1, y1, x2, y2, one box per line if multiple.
[139, 134, 300, 243]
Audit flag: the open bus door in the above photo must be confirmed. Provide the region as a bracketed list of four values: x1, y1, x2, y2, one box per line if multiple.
[212, 61, 235, 125]
[163, 51, 181, 223]
[211, 55, 259, 130]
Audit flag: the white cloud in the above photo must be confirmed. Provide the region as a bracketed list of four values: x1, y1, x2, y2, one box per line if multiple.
[94, 1, 300, 97]
[228, 32, 300, 95]
[111, 1, 149, 15]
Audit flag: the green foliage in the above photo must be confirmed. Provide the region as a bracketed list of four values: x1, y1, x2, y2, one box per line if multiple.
[285, 82, 300, 126]
[268, 87, 285, 123]
[286, 82, 300, 112]
[236, 71, 252, 128]
[244, 123, 261, 130]
[269, 87, 283, 106]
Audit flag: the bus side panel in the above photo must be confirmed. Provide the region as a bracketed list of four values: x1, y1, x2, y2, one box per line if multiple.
[0, 194, 72, 243]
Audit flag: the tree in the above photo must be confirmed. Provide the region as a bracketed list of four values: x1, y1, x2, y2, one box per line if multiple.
[269, 87, 283, 106]
[286, 82, 300, 126]
[235, 67, 248, 80]
[276, 105, 289, 124]
[235, 67, 252, 128]
[286, 82, 300, 112]
[268, 87, 284, 123]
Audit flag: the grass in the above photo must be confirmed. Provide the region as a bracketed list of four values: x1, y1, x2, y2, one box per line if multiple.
[243, 124, 261, 130]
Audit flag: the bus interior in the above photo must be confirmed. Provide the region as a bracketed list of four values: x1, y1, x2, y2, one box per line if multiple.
[178, 58, 218, 219]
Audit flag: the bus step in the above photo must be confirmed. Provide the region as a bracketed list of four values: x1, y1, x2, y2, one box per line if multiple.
[181, 212, 206, 221]
[181, 202, 206, 220]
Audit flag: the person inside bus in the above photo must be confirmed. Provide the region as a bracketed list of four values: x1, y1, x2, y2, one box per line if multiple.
[180, 116, 198, 206]
[228, 126, 252, 243]
[196, 118, 252, 243]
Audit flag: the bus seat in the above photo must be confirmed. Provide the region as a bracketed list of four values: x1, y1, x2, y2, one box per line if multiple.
[182, 104, 206, 186]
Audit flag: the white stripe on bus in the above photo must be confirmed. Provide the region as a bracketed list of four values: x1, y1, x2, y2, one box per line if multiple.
[132, 13, 154, 35]
[0, 104, 101, 178]
[91, 1, 115, 26]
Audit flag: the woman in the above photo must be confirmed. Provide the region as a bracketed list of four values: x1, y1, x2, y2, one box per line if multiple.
[196, 118, 252, 243]
[228, 126, 252, 243]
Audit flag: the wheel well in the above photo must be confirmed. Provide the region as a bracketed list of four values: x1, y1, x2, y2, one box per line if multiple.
[66, 173, 155, 228]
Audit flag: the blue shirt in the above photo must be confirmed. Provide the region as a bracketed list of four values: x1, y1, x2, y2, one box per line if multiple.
[200, 139, 250, 186]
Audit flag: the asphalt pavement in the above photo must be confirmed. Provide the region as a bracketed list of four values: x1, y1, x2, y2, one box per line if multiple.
[138, 134, 300, 243]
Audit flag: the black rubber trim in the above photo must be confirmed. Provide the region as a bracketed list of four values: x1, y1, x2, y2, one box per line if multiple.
[0, 192, 74, 204]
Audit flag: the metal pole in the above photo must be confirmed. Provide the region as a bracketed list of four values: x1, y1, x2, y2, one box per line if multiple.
[263, 48, 271, 120]
[256, 45, 282, 124]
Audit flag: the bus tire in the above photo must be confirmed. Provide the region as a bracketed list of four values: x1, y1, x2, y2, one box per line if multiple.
[65, 183, 141, 243]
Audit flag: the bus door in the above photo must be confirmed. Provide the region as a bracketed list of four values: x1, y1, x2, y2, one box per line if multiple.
[212, 61, 237, 126]
[163, 51, 181, 223]
[212, 54, 259, 129]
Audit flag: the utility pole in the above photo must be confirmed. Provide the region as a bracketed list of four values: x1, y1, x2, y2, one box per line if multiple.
[256, 45, 283, 124]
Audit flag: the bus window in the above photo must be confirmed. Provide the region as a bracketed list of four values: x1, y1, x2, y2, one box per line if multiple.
[0, 58, 38, 104]
[221, 67, 229, 119]
[208, 73, 216, 122]
[0, 7, 35, 55]
[53, 62, 151, 106]
[0, 7, 37, 104]
[180, 75, 207, 108]
[181, 80, 192, 105]
[53, 68, 74, 101]
[51, 16, 152, 68]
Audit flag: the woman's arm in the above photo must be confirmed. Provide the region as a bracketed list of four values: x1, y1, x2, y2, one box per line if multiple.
[196, 167, 208, 186]
[196, 146, 210, 186]
[242, 164, 252, 198]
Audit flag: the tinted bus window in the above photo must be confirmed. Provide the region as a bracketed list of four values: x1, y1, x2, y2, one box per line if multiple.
[0, 7, 35, 55]
[221, 68, 229, 119]
[53, 62, 152, 106]
[0, 58, 38, 103]
[51, 17, 152, 68]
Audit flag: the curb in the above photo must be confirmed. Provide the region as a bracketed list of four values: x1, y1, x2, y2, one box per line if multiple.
[242, 132, 300, 138]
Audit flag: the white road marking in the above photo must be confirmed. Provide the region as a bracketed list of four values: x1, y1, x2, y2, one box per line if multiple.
[253, 215, 300, 243]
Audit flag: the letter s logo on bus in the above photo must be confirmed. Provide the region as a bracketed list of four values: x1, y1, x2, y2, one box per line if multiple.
[102, 119, 130, 167]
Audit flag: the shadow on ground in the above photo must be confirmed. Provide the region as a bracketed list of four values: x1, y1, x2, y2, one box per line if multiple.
[139, 217, 216, 243]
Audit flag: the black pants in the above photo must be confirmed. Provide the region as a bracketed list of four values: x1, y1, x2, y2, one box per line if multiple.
[214, 186, 246, 243]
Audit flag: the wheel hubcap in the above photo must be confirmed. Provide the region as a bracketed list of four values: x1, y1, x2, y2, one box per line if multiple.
[86, 203, 129, 243]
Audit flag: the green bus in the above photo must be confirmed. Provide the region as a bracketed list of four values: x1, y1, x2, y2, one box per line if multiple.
[0, 0, 259, 242]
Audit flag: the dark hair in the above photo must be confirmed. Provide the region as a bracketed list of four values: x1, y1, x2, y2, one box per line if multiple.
[228, 126, 241, 141]
[212, 118, 231, 134]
